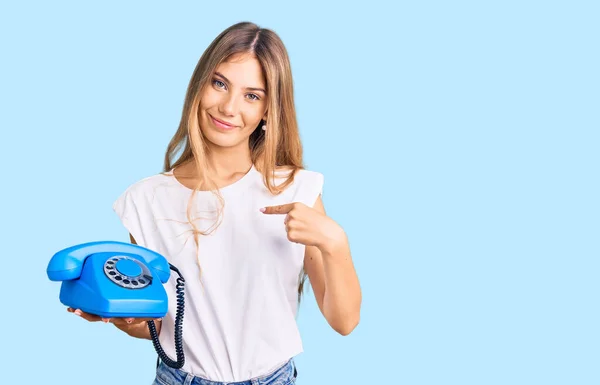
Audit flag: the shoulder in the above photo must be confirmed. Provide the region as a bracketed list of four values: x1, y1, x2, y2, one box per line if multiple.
[265, 166, 324, 190]
[114, 170, 174, 202]
[269, 167, 325, 206]
[292, 168, 324, 186]
[269, 165, 323, 180]
[295, 168, 323, 178]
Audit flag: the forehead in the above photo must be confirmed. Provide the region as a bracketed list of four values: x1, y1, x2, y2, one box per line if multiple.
[215, 54, 265, 87]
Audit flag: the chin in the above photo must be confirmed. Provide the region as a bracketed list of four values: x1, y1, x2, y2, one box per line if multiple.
[201, 126, 247, 149]
[199, 112, 252, 148]
[206, 135, 242, 148]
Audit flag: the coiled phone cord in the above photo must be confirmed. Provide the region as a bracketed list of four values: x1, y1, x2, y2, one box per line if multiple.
[148, 263, 185, 369]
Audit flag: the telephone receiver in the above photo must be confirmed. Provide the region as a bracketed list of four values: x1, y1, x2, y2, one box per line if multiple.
[47, 240, 186, 369]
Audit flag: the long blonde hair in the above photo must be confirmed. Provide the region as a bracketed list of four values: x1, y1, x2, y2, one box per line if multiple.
[162, 22, 309, 304]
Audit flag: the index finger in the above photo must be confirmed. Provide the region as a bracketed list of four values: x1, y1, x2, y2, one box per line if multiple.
[260, 203, 295, 214]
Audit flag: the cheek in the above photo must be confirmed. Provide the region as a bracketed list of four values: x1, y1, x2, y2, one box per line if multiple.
[200, 89, 220, 111]
[242, 105, 266, 125]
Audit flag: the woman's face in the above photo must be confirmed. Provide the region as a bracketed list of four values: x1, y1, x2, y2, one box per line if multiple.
[199, 53, 268, 150]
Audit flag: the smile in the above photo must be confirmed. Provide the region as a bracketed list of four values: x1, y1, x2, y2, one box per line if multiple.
[209, 114, 238, 130]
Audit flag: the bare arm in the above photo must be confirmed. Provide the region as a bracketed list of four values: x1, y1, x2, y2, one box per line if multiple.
[303, 196, 362, 335]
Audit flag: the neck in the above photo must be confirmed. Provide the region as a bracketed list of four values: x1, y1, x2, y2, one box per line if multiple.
[204, 143, 253, 179]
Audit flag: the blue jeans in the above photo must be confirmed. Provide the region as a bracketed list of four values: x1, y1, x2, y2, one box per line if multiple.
[152, 359, 298, 385]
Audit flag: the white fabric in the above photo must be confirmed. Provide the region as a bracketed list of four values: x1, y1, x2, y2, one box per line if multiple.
[112, 164, 323, 381]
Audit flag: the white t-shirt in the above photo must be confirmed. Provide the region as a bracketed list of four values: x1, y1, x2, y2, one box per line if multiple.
[112, 164, 324, 381]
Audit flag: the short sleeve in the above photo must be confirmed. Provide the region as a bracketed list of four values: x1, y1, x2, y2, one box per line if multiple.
[293, 170, 324, 208]
[112, 188, 146, 246]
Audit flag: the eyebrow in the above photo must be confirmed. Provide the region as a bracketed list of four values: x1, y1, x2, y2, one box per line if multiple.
[214, 72, 267, 94]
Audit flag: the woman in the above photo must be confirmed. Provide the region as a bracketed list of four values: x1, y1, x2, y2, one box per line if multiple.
[68, 21, 362, 385]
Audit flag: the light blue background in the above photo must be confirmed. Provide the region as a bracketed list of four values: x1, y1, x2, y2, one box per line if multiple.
[1, 1, 598, 384]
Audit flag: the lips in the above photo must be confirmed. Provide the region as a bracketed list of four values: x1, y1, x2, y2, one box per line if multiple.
[209, 114, 237, 129]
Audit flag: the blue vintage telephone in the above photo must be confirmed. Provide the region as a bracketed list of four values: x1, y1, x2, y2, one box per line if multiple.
[47, 240, 186, 369]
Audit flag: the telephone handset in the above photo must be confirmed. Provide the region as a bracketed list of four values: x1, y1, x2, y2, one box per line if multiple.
[47, 240, 186, 369]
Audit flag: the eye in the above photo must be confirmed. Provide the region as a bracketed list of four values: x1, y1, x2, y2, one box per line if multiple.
[212, 79, 226, 89]
[247, 93, 260, 101]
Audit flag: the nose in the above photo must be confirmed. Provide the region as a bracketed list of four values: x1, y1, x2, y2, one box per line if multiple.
[218, 92, 240, 116]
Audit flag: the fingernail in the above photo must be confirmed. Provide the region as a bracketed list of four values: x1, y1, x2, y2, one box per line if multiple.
[127, 319, 132, 324]
[102, 318, 109, 323]
[259, 207, 265, 212]
[74, 310, 82, 316]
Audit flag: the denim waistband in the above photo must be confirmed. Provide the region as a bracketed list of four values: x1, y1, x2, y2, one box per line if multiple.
[154, 358, 297, 385]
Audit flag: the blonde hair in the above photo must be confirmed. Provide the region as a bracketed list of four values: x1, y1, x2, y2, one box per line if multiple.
[162, 22, 309, 304]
